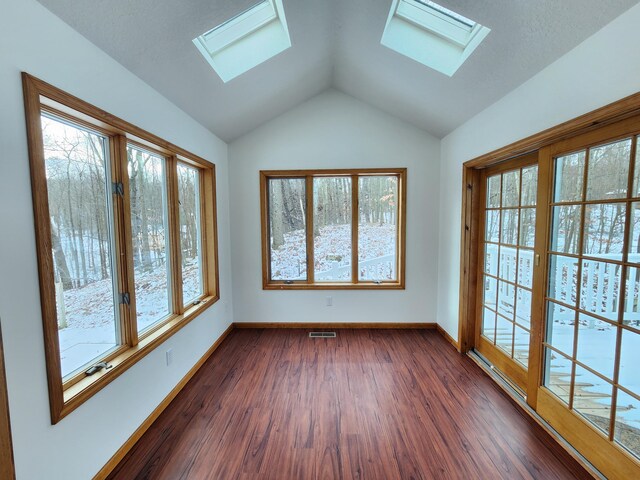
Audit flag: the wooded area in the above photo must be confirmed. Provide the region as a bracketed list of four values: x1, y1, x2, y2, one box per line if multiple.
[267, 175, 399, 281]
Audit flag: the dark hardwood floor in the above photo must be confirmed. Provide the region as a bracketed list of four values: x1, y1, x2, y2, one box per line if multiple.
[108, 329, 591, 479]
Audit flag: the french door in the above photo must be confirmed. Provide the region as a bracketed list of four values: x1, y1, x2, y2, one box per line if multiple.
[473, 117, 640, 478]
[476, 153, 540, 393]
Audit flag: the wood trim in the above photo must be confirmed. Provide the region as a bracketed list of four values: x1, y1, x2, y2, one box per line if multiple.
[92, 323, 234, 480]
[260, 168, 407, 289]
[437, 324, 460, 351]
[0, 322, 15, 480]
[167, 156, 184, 316]
[232, 322, 437, 329]
[22, 72, 65, 423]
[464, 90, 640, 169]
[305, 176, 315, 284]
[538, 388, 640, 479]
[22, 73, 220, 423]
[458, 167, 480, 353]
[351, 175, 359, 283]
[29, 74, 214, 168]
[527, 150, 551, 410]
[476, 336, 527, 391]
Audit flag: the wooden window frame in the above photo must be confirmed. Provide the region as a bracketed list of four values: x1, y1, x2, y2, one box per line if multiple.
[260, 168, 407, 290]
[459, 91, 640, 479]
[22, 73, 220, 424]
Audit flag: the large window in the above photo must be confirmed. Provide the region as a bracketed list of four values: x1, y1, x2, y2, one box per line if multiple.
[23, 74, 219, 423]
[260, 169, 406, 289]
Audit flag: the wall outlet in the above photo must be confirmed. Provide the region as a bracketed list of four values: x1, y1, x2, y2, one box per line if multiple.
[166, 348, 173, 366]
[326, 296, 333, 307]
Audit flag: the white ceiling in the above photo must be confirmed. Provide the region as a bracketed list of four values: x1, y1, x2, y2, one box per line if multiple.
[36, 0, 638, 142]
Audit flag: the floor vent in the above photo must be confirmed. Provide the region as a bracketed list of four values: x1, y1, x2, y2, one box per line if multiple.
[309, 332, 336, 338]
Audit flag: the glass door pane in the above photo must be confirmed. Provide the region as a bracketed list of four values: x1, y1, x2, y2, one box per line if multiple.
[480, 164, 538, 369]
[543, 136, 640, 460]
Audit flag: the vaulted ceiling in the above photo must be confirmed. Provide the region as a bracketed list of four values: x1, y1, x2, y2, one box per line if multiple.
[36, 0, 638, 142]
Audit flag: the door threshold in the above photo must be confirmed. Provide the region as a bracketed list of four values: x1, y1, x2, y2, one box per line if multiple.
[467, 350, 605, 480]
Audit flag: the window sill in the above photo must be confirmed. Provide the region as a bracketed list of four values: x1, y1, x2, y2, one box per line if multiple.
[263, 282, 405, 290]
[56, 294, 218, 423]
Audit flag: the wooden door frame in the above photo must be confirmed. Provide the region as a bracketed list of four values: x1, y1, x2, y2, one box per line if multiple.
[459, 89, 640, 355]
[0, 320, 16, 480]
[472, 153, 539, 394]
[459, 91, 640, 479]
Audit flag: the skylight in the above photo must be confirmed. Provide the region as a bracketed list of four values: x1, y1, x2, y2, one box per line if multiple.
[193, 0, 291, 82]
[381, 0, 490, 76]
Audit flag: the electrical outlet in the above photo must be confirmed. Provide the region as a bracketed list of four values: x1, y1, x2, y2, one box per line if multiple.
[166, 348, 173, 366]
[326, 296, 333, 307]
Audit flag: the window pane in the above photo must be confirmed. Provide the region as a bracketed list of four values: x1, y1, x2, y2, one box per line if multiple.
[482, 307, 496, 343]
[550, 205, 581, 254]
[500, 209, 518, 245]
[358, 176, 398, 281]
[544, 347, 571, 404]
[618, 328, 640, 393]
[486, 174, 501, 208]
[313, 177, 352, 282]
[545, 301, 575, 358]
[579, 260, 621, 321]
[485, 209, 500, 242]
[519, 208, 535, 247]
[517, 249, 534, 289]
[521, 165, 538, 206]
[501, 170, 520, 207]
[178, 164, 204, 303]
[515, 287, 531, 329]
[514, 325, 530, 367]
[626, 201, 640, 262]
[575, 314, 617, 380]
[548, 255, 578, 306]
[624, 267, 640, 329]
[554, 151, 585, 202]
[497, 280, 515, 320]
[128, 146, 171, 332]
[614, 389, 640, 460]
[41, 114, 119, 378]
[583, 203, 626, 261]
[572, 364, 613, 435]
[268, 178, 307, 281]
[482, 275, 497, 311]
[496, 315, 514, 355]
[499, 246, 516, 283]
[484, 243, 498, 277]
[586, 138, 631, 201]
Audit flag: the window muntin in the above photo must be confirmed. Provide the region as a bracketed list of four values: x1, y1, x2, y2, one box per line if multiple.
[261, 169, 406, 289]
[178, 164, 204, 304]
[127, 145, 172, 333]
[24, 73, 219, 423]
[42, 113, 121, 379]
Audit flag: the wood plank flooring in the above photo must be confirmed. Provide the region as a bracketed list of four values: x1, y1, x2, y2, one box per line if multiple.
[107, 329, 591, 479]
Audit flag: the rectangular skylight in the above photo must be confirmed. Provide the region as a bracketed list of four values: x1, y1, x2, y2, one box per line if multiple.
[193, 0, 291, 82]
[381, 0, 490, 76]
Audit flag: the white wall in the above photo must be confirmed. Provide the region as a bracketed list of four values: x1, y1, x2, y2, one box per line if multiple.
[0, 0, 234, 478]
[437, 3, 640, 340]
[229, 90, 440, 325]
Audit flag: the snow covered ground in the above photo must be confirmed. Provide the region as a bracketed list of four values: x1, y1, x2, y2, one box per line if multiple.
[57, 260, 201, 377]
[545, 319, 640, 452]
[270, 224, 397, 281]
